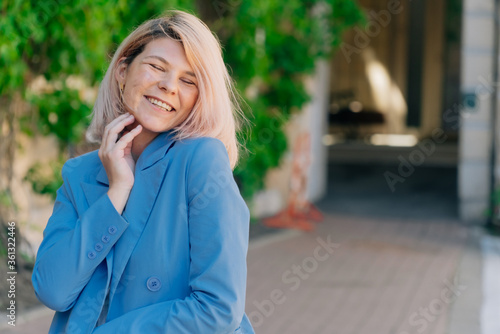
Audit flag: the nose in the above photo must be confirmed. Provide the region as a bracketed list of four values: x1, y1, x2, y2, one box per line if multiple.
[158, 73, 177, 94]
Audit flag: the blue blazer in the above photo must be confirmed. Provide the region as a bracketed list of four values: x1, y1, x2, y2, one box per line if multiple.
[32, 130, 255, 334]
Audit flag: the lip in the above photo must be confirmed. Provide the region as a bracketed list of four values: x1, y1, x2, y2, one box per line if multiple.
[144, 95, 176, 112]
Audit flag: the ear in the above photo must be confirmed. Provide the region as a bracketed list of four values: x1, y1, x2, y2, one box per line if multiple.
[114, 57, 128, 86]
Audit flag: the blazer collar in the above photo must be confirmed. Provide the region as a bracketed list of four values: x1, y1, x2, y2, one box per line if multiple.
[91, 129, 177, 302]
[96, 129, 177, 186]
[80, 129, 178, 300]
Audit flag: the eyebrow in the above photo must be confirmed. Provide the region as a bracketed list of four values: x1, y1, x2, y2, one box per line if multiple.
[144, 55, 197, 79]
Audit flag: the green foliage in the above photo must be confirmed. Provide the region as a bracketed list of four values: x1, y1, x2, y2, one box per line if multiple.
[1, 0, 363, 207]
[2, 0, 195, 197]
[485, 187, 500, 220]
[445, 0, 463, 43]
[218, 0, 364, 199]
[24, 158, 64, 200]
[25, 84, 92, 147]
[0, 192, 15, 211]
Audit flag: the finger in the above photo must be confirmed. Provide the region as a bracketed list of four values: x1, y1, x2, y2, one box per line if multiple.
[103, 112, 131, 137]
[114, 125, 143, 151]
[104, 114, 136, 150]
[114, 125, 142, 153]
[101, 113, 131, 149]
[105, 113, 134, 140]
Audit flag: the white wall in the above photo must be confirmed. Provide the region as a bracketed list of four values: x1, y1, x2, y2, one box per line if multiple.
[305, 59, 330, 202]
[251, 60, 330, 218]
[459, 0, 497, 222]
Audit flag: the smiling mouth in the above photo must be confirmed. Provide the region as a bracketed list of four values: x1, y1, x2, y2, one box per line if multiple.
[145, 96, 175, 112]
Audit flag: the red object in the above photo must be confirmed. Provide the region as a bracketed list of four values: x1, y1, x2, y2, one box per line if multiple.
[263, 132, 324, 232]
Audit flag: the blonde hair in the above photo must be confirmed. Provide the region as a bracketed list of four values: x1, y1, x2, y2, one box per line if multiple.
[86, 10, 249, 170]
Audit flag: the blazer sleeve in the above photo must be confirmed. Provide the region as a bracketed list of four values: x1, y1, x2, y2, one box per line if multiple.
[92, 138, 251, 334]
[32, 160, 129, 312]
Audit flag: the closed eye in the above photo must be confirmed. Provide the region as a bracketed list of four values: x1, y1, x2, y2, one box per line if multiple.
[149, 64, 164, 71]
[182, 79, 196, 86]
[148, 63, 196, 86]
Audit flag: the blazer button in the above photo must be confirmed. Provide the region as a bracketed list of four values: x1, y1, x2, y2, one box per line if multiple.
[146, 276, 162, 292]
[87, 251, 96, 259]
[102, 235, 110, 243]
[108, 226, 117, 235]
[94, 243, 103, 252]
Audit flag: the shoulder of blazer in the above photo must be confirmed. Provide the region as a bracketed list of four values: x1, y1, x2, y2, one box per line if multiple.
[61, 149, 102, 185]
[171, 137, 233, 193]
[172, 136, 228, 163]
[59, 136, 227, 185]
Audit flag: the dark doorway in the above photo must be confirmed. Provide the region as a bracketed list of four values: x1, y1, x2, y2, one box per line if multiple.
[406, 0, 426, 127]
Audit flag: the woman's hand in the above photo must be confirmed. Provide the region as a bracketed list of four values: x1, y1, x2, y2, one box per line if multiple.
[98, 112, 142, 214]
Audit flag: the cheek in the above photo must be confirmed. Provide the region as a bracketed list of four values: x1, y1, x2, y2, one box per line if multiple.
[124, 79, 149, 107]
[128, 71, 156, 95]
[188, 90, 199, 108]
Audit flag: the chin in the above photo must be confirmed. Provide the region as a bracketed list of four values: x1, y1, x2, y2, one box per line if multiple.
[134, 114, 172, 133]
[142, 123, 172, 134]
[142, 125, 170, 133]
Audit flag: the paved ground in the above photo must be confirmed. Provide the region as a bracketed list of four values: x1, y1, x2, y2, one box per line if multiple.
[1, 163, 495, 333]
[7, 213, 484, 334]
[245, 213, 479, 334]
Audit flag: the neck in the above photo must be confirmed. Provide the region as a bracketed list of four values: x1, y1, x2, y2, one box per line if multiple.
[127, 123, 159, 162]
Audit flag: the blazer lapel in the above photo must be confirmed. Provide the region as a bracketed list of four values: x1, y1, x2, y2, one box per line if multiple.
[108, 131, 176, 302]
[78, 130, 177, 304]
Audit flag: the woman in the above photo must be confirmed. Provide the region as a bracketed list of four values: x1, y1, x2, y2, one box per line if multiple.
[32, 10, 254, 334]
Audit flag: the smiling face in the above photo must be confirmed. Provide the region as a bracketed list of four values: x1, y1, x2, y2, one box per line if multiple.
[115, 37, 199, 135]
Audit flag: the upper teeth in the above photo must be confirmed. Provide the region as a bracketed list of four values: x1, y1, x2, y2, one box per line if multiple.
[148, 97, 172, 111]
